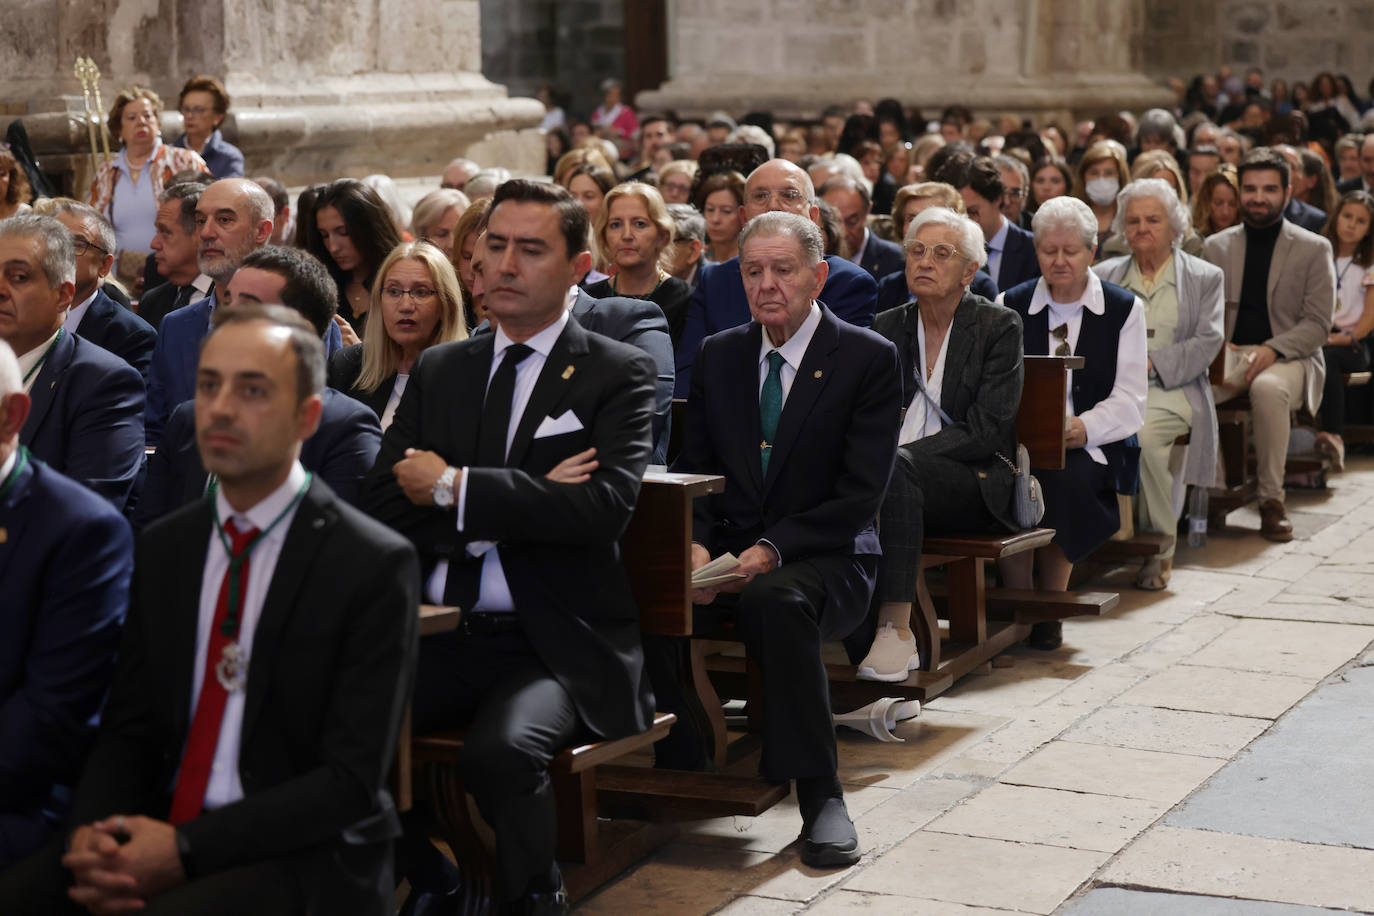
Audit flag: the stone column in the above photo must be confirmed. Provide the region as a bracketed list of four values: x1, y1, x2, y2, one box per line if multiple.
[637, 0, 1172, 126]
[0, 0, 543, 195]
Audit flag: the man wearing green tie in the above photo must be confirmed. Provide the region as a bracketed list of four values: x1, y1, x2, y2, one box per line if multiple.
[660, 211, 903, 869]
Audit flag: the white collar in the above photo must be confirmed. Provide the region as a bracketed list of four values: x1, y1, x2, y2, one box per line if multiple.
[65, 287, 101, 330]
[192, 273, 215, 295]
[214, 460, 308, 536]
[1026, 272, 1107, 316]
[16, 327, 62, 386]
[759, 302, 822, 370]
[0, 448, 16, 488]
[564, 285, 580, 312]
[986, 215, 1010, 251]
[493, 308, 570, 360]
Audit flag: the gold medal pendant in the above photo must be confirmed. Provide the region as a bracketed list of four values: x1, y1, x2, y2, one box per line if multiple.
[215, 642, 248, 692]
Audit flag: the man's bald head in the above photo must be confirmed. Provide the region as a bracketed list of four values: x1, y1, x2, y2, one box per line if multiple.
[743, 158, 820, 227]
[196, 179, 276, 286]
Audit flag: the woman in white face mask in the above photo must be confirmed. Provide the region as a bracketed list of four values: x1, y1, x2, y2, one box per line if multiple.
[1073, 140, 1131, 261]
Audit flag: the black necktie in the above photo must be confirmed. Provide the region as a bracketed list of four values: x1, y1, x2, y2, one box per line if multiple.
[476, 343, 534, 467]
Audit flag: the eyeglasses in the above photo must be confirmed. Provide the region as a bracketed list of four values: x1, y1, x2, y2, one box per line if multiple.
[1005, 188, 1026, 199]
[747, 188, 807, 206]
[180, 105, 214, 117]
[662, 181, 693, 195]
[1051, 323, 1071, 356]
[72, 237, 110, 258]
[381, 286, 438, 303]
[907, 242, 970, 264]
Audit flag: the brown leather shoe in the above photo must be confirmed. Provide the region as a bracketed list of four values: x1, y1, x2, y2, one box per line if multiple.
[1259, 499, 1294, 542]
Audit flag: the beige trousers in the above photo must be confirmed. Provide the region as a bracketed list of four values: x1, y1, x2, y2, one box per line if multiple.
[1136, 385, 1193, 558]
[1213, 352, 1307, 503]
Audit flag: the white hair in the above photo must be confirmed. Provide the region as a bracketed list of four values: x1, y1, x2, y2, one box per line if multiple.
[906, 207, 987, 269]
[832, 153, 872, 195]
[361, 174, 412, 235]
[1110, 178, 1191, 245]
[728, 124, 775, 159]
[464, 168, 514, 200]
[739, 211, 824, 268]
[1032, 196, 1098, 249]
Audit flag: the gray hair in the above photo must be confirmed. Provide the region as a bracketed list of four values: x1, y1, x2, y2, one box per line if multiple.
[220, 178, 275, 225]
[818, 174, 872, 211]
[0, 214, 75, 287]
[906, 207, 988, 269]
[1137, 108, 1179, 147]
[49, 200, 116, 256]
[728, 124, 775, 159]
[739, 210, 825, 268]
[1110, 178, 1190, 244]
[465, 168, 513, 200]
[160, 181, 205, 235]
[666, 203, 705, 245]
[0, 340, 19, 403]
[1032, 196, 1098, 249]
[993, 154, 1029, 189]
[411, 188, 470, 238]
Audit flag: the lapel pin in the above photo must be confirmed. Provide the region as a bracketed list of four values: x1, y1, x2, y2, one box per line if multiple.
[814, 370, 823, 379]
[562, 365, 575, 380]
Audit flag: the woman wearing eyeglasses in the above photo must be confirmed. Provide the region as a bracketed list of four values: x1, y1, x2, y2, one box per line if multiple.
[996, 196, 1148, 649]
[171, 75, 245, 179]
[856, 208, 1025, 681]
[327, 241, 468, 429]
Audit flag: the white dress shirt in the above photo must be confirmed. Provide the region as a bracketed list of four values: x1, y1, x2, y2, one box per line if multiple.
[898, 315, 952, 445]
[64, 288, 99, 336]
[985, 215, 1010, 286]
[16, 328, 61, 395]
[848, 227, 871, 266]
[0, 449, 16, 487]
[190, 460, 309, 811]
[425, 309, 572, 608]
[1000, 274, 1147, 465]
[380, 373, 409, 432]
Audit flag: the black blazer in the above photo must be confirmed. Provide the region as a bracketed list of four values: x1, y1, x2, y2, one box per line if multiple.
[1284, 197, 1328, 234]
[134, 388, 383, 529]
[73, 288, 156, 379]
[583, 275, 693, 352]
[328, 343, 394, 421]
[996, 221, 1042, 291]
[872, 293, 1023, 531]
[859, 233, 905, 280]
[137, 280, 200, 332]
[69, 478, 419, 916]
[361, 318, 658, 741]
[672, 305, 903, 638]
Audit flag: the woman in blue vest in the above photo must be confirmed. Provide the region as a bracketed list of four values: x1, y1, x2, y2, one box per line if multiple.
[996, 196, 1148, 649]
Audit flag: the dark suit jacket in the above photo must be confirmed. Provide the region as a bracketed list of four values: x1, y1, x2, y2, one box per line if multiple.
[995, 220, 1042, 291]
[0, 453, 131, 866]
[859, 233, 905, 280]
[21, 330, 145, 510]
[872, 293, 1023, 531]
[674, 254, 878, 397]
[362, 318, 658, 741]
[672, 305, 903, 639]
[134, 388, 382, 530]
[173, 130, 245, 179]
[1284, 197, 1328, 234]
[74, 288, 156, 379]
[327, 344, 393, 421]
[137, 279, 200, 332]
[1336, 176, 1368, 195]
[69, 478, 418, 916]
[876, 267, 999, 314]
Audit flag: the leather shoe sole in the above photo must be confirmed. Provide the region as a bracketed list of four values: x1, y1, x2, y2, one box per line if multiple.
[1259, 499, 1294, 543]
[802, 834, 861, 868]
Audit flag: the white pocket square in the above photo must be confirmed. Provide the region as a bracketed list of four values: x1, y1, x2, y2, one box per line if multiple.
[534, 410, 584, 438]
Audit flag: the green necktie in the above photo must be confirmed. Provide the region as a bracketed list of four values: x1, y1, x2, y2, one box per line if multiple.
[760, 350, 785, 476]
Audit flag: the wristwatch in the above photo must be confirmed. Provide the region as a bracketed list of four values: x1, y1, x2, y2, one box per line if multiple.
[432, 466, 458, 508]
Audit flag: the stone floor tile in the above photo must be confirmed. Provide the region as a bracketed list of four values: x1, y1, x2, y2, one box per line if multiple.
[1098, 826, 1374, 911]
[1251, 551, 1322, 582]
[1116, 664, 1314, 718]
[1205, 575, 1289, 612]
[1055, 618, 1173, 666]
[1223, 600, 1374, 626]
[1059, 887, 1354, 915]
[1041, 663, 1150, 710]
[922, 658, 1092, 715]
[1118, 615, 1237, 671]
[998, 740, 1225, 804]
[925, 783, 1166, 852]
[834, 709, 1008, 790]
[1174, 526, 1295, 575]
[956, 706, 1083, 765]
[575, 843, 790, 914]
[922, 757, 1008, 781]
[1182, 618, 1374, 679]
[808, 890, 1019, 914]
[853, 773, 983, 852]
[841, 831, 1107, 914]
[680, 782, 893, 855]
[712, 895, 802, 915]
[1061, 704, 1270, 758]
[1283, 569, 1374, 598]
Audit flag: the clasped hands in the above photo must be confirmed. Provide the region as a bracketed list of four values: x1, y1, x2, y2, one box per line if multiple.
[393, 447, 601, 506]
[62, 815, 183, 914]
[689, 542, 777, 606]
[1227, 342, 1279, 385]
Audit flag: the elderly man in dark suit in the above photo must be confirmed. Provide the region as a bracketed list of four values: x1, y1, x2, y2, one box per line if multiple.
[663, 211, 902, 868]
[49, 202, 156, 378]
[0, 215, 145, 510]
[363, 180, 658, 914]
[855, 208, 1024, 681]
[0, 341, 131, 870]
[674, 158, 879, 396]
[820, 175, 904, 278]
[140, 182, 216, 332]
[0, 305, 419, 915]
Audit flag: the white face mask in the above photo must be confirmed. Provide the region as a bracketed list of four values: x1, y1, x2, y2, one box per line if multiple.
[1085, 176, 1120, 207]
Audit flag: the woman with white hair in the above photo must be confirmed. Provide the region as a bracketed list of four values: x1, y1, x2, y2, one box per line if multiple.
[409, 188, 470, 258]
[1094, 179, 1225, 590]
[856, 208, 1026, 680]
[996, 196, 1148, 649]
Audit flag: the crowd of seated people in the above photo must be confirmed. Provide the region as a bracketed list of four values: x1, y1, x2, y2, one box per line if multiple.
[0, 59, 1365, 915]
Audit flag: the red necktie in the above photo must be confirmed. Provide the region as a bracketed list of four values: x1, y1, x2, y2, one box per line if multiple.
[168, 518, 259, 824]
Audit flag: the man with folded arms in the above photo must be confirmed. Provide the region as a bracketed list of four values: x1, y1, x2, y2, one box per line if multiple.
[661, 211, 902, 868]
[363, 180, 658, 914]
[0, 305, 418, 915]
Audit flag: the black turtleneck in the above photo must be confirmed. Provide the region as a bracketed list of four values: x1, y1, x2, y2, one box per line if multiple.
[1234, 218, 1283, 349]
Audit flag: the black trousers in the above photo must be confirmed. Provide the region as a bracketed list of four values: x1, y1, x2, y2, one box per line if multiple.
[410, 630, 583, 902]
[0, 838, 303, 916]
[875, 446, 994, 603]
[1321, 341, 1371, 435]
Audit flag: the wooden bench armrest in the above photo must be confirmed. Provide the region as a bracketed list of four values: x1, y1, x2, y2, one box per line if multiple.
[923, 527, 1056, 559]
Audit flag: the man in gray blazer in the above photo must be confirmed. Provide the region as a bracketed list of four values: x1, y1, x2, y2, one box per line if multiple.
[1203, 149, 1336, 541]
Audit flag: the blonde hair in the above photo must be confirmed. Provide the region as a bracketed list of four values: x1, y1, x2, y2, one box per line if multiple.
[658, 159, 699, 187]
[411, 188, 470, 239]
[1131, 149, 1190, 207]
[356, 241, 468, 392]
[594, 182, 675, 272]
[106, 86, 163, 145]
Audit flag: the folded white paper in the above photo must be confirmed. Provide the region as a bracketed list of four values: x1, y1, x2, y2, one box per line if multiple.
[692, 552, 747, 588]
[833, 698, 921, 743]
[534, 410, 584, 439]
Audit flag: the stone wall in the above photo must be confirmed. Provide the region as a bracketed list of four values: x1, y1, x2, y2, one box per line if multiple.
[1142, 0, 1374, 89]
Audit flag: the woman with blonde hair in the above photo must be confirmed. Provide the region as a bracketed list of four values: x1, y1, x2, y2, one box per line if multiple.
[1191, 166, 1241, 237]
[584, 181, 691, 345]
[328, 240, 468, 429]
[657, 159, 698, 205]
[410, 188, 470, 258]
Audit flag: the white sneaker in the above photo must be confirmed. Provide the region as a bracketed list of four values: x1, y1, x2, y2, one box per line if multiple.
[856, 624, 919, 682]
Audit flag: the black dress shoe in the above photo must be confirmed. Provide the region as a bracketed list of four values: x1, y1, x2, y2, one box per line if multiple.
[800, 796, 861, 869]
[1027, 620, 1063, 650]
[398, 886, 460, 916]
